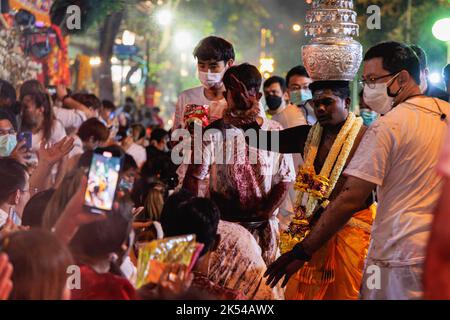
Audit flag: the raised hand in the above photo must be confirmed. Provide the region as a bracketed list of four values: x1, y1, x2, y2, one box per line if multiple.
[53, 176, 106, 244]
[56, 84, 68, 101]
[264, 251, 305, 288]
[158, 263, 193, 298]
[37, 136, 74, 166]
[9, 140, 30, 166]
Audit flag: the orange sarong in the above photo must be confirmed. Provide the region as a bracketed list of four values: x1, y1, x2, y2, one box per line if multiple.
[285, 206, 375, 300]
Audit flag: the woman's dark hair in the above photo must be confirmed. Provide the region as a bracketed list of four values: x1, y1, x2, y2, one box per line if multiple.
[123, 153, 138, 172]
[364, 41, 421, 85]
[286, 65, 310, 85]
[69, 202, 134, 260]
[131, 123, 146, 141]
[19, 79, 45, 101]
[223, 63, 262, 94]
[23, 92, 55, 141]
[3, 229, 73, 300]
[22, 189, 55, 228]
[160, 194, 219, 256]
[193, 36, 235, 63]
[77, 118, 109, 143]
[0, 158, 27, 205]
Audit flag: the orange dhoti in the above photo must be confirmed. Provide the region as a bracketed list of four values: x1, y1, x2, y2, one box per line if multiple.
[285, 206, 374, 300]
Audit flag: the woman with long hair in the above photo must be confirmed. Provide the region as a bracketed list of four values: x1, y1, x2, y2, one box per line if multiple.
[1, 229, 73, 300]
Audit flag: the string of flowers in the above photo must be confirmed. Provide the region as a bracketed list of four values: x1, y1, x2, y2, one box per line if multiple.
[280, 113, 363, 254]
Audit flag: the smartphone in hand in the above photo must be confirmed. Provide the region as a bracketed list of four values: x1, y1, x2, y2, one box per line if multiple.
[17, 132, 32, 150]
[84, 148, 123, 215]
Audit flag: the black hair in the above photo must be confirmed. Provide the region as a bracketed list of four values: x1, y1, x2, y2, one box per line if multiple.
[444, 64, 450, 83]
[19, 80, 45, 101]
[160, 194, 219, 256]
[223, 63, 262, 94]
[309, 81, 351, 99]
[131, 123, 146, 141]
[0, 158, 27, 204]
[263, 76, 287, 92]
[150, 128, 169, 143]
[102, 100, 116, 112]
[72, 93, 102, 110]
[22, 189, 55, 228]
[0, 108, 18, 131]
[286, 65, 310, 86]
[364, 41, 421, 85]
[70, 202, 134, 259]
[77, 118, 109, 143]
[193, 36, 235, 63]
[123, 153, 138, 172]
[0, 79, 17, 102]
[410, 45, 427, 71]
[21, 92, 55, 141]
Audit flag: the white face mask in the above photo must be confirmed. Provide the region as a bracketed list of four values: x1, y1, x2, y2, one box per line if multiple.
[198, 69, 226, 89]
[363, 73, 401, 115]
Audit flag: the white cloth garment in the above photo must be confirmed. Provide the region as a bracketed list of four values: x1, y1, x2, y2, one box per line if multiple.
[270, 103, 307, 231]
[0, 208, 8, 229]
[173, 86, 228, 130]
[31, 119, 67, 152]
[53, 107, 87, 131]
[270, 103, 307, 130]
[344, 97, 450, 298]
[126, 143, 147, 168]
[360, 263, 424, 300]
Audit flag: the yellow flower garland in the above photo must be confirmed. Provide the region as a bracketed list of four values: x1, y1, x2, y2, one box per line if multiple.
[280, 113, 363, 254]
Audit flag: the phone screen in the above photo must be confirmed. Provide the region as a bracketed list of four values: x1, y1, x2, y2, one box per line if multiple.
[17, 132, 32, 150]
[84, 151, 122, 214]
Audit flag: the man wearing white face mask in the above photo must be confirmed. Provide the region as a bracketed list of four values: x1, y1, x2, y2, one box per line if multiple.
[173, 36, 235, 131]
[286, 66, 315, 125]
[264, 41, 450, 300]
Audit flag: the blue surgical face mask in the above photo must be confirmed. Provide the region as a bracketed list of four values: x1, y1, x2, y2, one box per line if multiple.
[0, 134, 17, 157]
[290, 89, 313, 106]
[360, 109, 379, 126]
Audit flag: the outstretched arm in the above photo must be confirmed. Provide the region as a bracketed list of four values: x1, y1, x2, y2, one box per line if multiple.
[265, 176, 375, 288]
[245, 123, 311, 154]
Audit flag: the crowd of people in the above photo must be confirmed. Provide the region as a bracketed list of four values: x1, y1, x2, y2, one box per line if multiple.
[0, 35, 450, 301]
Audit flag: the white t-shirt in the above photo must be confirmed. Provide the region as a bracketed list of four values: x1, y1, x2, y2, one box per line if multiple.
[270, 103, 307, 130]
[68, 135, 84, 159]
[0, 208, 8, 229]
[53, 107, 87, 131]
[344, 97, 450, 266]
[173, 86, 228, 130]
[31, 119, 67, 156]
[126, 143, 147, 168]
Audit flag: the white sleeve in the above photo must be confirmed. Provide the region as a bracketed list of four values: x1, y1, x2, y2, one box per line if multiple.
[53, 107, 87, 130]
[344, 119, 396, 186]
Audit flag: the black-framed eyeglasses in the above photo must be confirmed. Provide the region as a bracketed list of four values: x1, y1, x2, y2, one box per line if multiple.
[359, 73, 397, 89]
